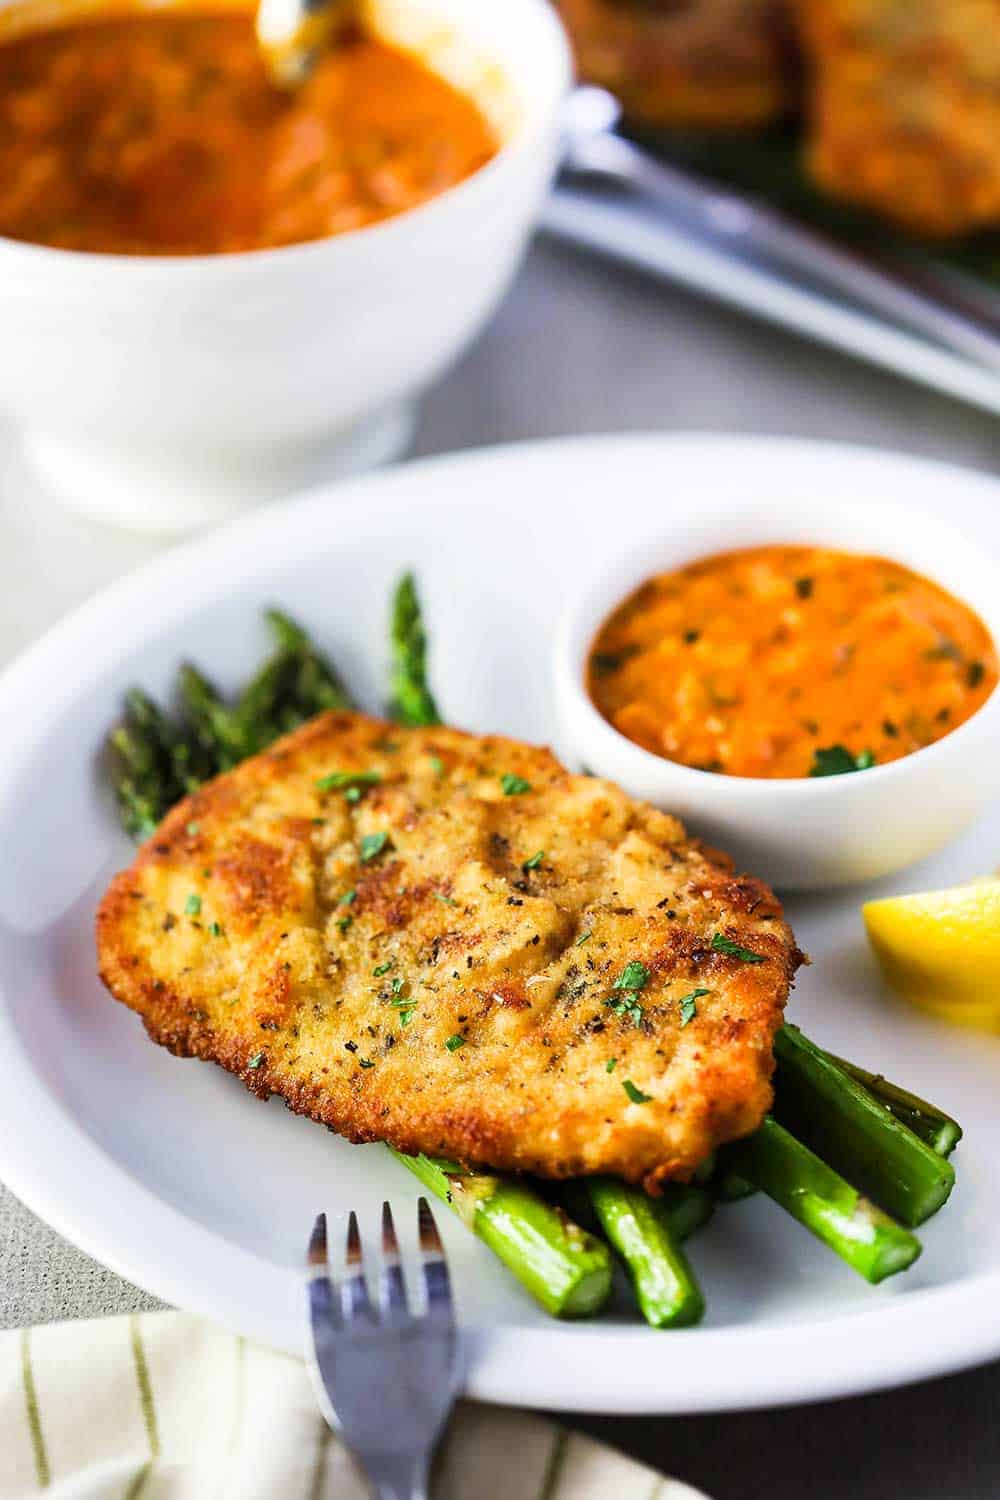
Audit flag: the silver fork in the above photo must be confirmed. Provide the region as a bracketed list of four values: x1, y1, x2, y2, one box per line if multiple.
[306, 1200, 462, 1500]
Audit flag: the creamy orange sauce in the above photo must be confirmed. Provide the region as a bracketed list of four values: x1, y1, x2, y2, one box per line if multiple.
[589, 546, 998, 780]
[0, 13, 498, 254]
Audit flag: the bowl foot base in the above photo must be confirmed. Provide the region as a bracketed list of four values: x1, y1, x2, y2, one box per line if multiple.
[21, 401, 418, 534]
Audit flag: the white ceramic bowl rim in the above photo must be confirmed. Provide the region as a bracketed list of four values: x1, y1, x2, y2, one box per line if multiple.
[0, 0, 571, 277]
[556, 492, 1000, 799]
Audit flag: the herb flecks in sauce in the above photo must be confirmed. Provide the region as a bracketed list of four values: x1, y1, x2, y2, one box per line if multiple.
[810, 745, 876, 777]
[588, 546, 997, 780]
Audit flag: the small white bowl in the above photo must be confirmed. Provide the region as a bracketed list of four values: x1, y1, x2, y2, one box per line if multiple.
[553, 490, 1000, 891]
[0, 0, 571, 532]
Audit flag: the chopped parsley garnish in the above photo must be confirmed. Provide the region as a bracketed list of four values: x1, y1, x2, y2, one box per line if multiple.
[712, 933, 765, 964]
[184, 893, 202, 916]
[209, 921, 223, 938]
[398, 1008, 416, 1027]
[248, 1052, 264, 1070]
[373, 960, 394, 977]
[622, 1079, 652, 1105]
[613, 961, 650, 992]
[359, 831, 391, 863]
[608, 996, 644, 1027]
[522, 850, 545, 872]
[428, 754, 444, 778]
[445, 1034, 467, 1052]
[576, 929, 592, 947]
[337, 915, 353, 935]
[607, 961, 650, 1027]
[339, 889, 356, 906]
[359, 1058, 375, 1070]
[316, 769, 383, 794]
[185, 821, 200, 837]
[809, 745, 876, 777]
[501, 773, 532, 796]
[606, 1057, 617, 1073]
[434, 892, 458, 907]
[344, 787, 363, 805]
[969, 660, 986, 689]
[389, 977, 406, 998]
[795, 577, 814, 599]
[678, 988, 710, 1027]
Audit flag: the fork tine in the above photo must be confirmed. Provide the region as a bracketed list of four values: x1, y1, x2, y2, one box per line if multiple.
[306, 1212, 339, 1332]
[341, 1209, 374, 1322]
[308, 1211, 329, 1269]
[379, 1200, 408, 1320]
[417, 1197, 453, 1320]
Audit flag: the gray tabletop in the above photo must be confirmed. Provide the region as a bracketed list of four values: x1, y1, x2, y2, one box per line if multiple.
[2, 237, 998, 1499]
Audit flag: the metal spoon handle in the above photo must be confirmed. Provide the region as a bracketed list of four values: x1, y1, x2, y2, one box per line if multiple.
[561, 98, 1000, 375]
[256, 0, 354, 87]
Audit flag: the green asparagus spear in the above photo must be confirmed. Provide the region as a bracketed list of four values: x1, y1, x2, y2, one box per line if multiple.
[391, 1151, 612, 1318]
[562, 1178, 714, 1246]
[263, 609, 350, 717]
[656, 1181, 716, 1241]
[713, 1169, 758, 1204]
[822, 1050, 963, 1158]
[563, 1178, 713, 1326]
[585, 1178, 706, 1327]
[264, 608, 310, 654]
[773, 1026, 955, 1226]
[177, 663, 247, 771]
[110, 689, 205, 837]
[233, 651, 301, 753]
[390, 573, 441, 727]
[692, 1151, 717, 1185]
[109, 726, 165, 840]
[290, 649, 351, 715]
[726, 1118, 922, 1284]
[233, 612, 352, 755]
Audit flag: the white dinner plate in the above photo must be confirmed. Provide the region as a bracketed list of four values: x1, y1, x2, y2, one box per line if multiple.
[1, 434, 999, 1415]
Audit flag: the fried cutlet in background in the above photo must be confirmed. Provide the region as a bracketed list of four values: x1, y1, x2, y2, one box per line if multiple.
[556, 0, 801, 128]
[795, 0, 1000, 237]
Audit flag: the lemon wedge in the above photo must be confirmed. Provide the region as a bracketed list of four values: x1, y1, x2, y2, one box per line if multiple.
[864, 877, 1000, 1032]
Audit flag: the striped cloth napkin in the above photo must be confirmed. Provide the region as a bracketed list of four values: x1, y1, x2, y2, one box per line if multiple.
[0, 1313, 709, 1499]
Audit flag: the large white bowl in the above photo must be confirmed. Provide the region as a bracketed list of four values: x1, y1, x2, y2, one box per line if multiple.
[0, 0, 571, 532]
[553, 492, 1000, 891]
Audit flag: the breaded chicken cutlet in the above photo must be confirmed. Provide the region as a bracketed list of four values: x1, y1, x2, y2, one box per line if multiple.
[556, 0, 800, 128]
[97, 712, 801, 1192]
[795, 0, 1000, 237]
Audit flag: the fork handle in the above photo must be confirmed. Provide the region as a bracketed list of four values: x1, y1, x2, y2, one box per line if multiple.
[369, 1455, 430, 1500]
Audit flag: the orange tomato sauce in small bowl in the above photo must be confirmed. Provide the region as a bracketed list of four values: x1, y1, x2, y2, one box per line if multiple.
[587, 545, 999, 781]
[0, 8, 499, 255]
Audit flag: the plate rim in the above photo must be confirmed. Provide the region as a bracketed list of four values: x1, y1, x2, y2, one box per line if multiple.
[3, 430, 1000, 1414]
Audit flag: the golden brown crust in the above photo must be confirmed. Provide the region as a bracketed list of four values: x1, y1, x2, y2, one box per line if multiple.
[796, 0, 1000, 237]
[97, 711, 801, 1190]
